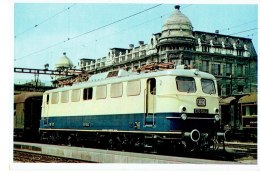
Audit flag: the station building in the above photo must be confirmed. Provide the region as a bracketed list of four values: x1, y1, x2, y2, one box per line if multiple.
[75, 5, 257, 97]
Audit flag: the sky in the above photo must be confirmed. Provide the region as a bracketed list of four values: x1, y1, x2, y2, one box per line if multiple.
[12, 1, 258, 84]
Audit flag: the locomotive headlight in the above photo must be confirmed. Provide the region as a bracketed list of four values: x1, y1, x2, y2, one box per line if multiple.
[181, 113, 187, 120]
[215, 115, 221, 121]
[180, 106, 187, 113]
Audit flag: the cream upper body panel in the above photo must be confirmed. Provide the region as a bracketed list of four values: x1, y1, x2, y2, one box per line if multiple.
[42, 69, 218, 117]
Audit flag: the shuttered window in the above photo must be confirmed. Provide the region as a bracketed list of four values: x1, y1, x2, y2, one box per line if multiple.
[51, 92, 59, 104]
[111, 83, 123, 98]
[61, 91, 69, 103]
[71, 89, 80, 102]
[127, 80, 141, 96]
[96, 85, 107, 99]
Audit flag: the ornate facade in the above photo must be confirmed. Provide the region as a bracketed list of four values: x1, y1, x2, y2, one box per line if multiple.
[78, 5, 257, 97]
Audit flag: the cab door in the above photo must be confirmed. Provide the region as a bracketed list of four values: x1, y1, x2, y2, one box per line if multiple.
[144, 78, 156, 126]
[42, 94, 49, 123]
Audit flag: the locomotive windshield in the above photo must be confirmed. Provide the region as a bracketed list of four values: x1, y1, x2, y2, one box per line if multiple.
[176, 76, 196, 93]
[201, 79, 216, 94]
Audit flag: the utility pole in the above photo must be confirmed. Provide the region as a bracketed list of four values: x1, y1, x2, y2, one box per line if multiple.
[230, 74, 232, 95]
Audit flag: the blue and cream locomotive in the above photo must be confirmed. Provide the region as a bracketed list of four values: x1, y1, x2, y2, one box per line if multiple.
[39, 65, 225, 151]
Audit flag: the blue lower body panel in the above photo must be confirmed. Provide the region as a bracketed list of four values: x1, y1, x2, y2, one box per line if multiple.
[40, 113, 218, 133]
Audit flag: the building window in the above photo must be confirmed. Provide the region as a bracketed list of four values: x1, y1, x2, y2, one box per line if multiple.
[110, 83, 123, 98]
[237, 64, 243, 77]
[202, 46, 209, 52]
[226, 84, 231, 96]
[161, 47, 166, 51]
[226, 63, 232, 76]
[202, 60, 209, 72]
[202, 34, 206, 41]
[215, 47, 221, 53]
[212, 63, 221, 76]
[238, 85, 244, 93]
[237, 50, 243, 56]
[226, 49, 233, 55]
[83, 88, 93, 100]
[183, 59, 190, 66]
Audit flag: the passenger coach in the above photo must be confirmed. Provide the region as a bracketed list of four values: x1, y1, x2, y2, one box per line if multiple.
[14, 92, 43, 141]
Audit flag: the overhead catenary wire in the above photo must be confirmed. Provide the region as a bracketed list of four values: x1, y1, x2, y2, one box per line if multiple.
[15, 4, 163, 61]
[66, 4, 163, 41]
[15, 4, 256, 62]
[14, 40, 65, 61]
[63, 4, 193, 56]
[219, 19, 257, 33]
[229, 28, 258, 36]
[14, 3, 76, 39]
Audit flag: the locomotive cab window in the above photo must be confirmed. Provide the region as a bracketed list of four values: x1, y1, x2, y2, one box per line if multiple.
[176, 76, 196, 93]
[83, 88, 93, 100]
[201, 79, 216, 94]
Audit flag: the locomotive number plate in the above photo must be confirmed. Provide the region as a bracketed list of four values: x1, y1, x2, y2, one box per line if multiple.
[194, 108, 208, 114]
[196, 97, 206, 106]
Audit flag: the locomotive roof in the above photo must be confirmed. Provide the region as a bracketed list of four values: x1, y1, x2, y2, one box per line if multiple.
[44, 68, 216, 94]
[14, 92, 43, 103]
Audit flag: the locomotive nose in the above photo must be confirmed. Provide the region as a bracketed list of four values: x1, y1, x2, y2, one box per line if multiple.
[184, 129, 200, 142]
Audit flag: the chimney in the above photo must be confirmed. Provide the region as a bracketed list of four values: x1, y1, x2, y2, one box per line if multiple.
[139, 41, 144, 45]
[129, 44, 134, 49]
[175, 5, 180, 10]
[215, 30, 219, 34]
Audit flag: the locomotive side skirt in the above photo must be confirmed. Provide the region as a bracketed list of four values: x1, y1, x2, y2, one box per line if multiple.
[40, 112, 218, 133]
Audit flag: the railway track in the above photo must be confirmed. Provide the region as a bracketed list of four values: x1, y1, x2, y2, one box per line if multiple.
[224, 141, 257, 161]
[13, 141, 256, 163]
[14, 150, 89, 163]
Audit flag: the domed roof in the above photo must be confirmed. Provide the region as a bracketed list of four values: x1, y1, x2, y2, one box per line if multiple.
[55, 52, 73, 69]
[160, 5, 194, 39]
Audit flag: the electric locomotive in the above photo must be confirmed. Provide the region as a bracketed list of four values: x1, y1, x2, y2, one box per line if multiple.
[39, 65, 225, 152]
